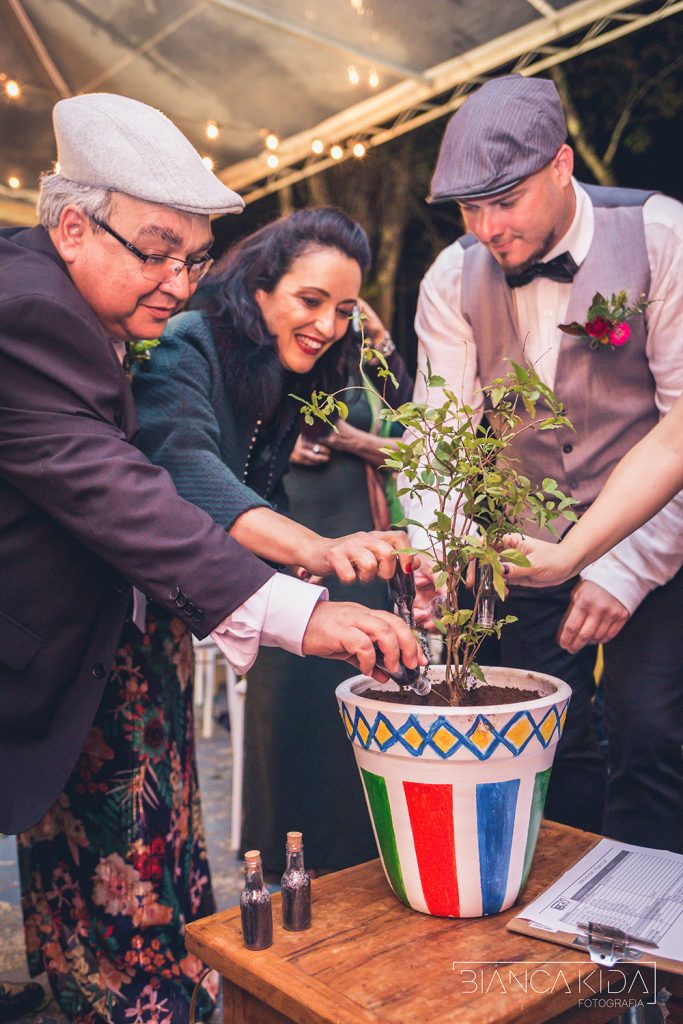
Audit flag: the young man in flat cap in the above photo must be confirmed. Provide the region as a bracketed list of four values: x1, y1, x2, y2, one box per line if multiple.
[0, 93, 422, 842]
[409, 74, 683, 850]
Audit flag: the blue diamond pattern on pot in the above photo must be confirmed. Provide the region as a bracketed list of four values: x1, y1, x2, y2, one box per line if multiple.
[396, 715, 429, 755]
[499, 711, 537, 754]
[340, 700, 569, 759]
[425, 717, 463, 759]
[370, 712, 398, 751]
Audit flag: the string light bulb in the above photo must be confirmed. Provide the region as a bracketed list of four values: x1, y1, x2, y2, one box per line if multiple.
[369, 69, 379, 89]
[8, 176, 21, 189]
[347, 65, 360, 86]
[352, 142, 366, 158]
[266, 153, 279, 169]
[311, 138, 324, 155]
[330, 144, 344, 161]
[265, 133, 279, 151]
[206, 120, 219, 140]
[4, 80, 21, 99]
[201, 155, 214, 171]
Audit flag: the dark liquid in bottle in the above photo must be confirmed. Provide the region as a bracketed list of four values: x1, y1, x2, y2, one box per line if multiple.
[282, 876, 311, 931]
[240, 892, 273, 949]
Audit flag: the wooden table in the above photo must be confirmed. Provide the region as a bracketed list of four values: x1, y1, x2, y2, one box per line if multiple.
[186, 820, 666, 1024]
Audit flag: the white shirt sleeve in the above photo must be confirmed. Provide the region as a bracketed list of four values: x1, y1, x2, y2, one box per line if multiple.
[581, 194, 683, 612]
[210, 574, 328, 674]
[401, 242, 481, 553]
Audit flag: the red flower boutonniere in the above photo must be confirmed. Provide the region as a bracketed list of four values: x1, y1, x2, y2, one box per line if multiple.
[559, 290, 650, 351]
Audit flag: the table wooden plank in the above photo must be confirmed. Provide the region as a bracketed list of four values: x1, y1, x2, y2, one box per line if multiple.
[186, 821, 653, 1024]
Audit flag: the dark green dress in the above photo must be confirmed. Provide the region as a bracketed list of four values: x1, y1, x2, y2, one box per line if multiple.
[241, 391, 386, 872]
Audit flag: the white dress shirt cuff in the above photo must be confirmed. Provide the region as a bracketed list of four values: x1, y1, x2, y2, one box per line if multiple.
[211, 574, 328, 674]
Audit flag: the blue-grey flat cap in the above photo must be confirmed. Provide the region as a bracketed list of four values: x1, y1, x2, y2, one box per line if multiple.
[428, 75, 567, 204]
[53, 93, 244, 216]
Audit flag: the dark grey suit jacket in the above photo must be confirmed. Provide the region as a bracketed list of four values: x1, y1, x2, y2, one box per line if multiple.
[0, 226, 275, 833]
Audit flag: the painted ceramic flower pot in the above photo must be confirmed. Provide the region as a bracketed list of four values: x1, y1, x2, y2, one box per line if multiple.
[336, 666, 571, 918]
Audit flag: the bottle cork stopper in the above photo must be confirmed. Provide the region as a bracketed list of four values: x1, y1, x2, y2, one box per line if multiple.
[286, 831, 302, 851]
[244, 849, 261, 867]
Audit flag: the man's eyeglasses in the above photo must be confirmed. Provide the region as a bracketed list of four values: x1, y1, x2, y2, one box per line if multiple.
[91, 218, 214, 284]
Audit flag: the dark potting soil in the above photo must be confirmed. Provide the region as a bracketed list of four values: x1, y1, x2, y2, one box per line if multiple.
[363, 679, 541, 707]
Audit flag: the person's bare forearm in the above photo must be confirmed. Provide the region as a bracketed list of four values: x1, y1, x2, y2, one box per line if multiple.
[229, 506, 413, 583]
[559, 402, 683, 573]
[505, 396, 683, 588]
[229, 507, 321, 568]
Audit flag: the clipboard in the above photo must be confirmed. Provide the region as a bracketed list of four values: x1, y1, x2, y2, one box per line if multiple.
[506, 836, 683, 976]
[507, 916, 683, 975]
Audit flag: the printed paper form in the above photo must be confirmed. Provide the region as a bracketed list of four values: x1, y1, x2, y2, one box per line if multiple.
[517, 838, 683, 960]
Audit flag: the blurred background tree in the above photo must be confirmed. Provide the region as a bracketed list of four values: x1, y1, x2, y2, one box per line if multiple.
[213, 15, 683, 375]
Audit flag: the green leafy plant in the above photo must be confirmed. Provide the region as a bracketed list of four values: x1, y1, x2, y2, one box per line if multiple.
[292, 331, 578, 705]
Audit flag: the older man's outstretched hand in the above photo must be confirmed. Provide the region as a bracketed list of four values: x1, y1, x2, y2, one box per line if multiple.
[302, 601, 426, 682]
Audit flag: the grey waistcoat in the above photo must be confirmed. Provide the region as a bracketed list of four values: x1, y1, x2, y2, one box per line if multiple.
[460, 184, 656, 540]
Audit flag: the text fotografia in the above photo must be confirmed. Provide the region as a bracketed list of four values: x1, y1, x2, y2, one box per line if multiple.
[451, 962, 657, 1007]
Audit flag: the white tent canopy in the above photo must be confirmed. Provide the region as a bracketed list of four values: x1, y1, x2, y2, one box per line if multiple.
[1, 0, 681, 224]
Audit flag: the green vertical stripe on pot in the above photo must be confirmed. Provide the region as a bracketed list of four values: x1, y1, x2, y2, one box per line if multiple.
[521, 767, 552, 890]
[360, 768, 408, 906]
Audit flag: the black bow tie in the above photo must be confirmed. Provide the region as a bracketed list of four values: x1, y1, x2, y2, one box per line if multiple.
[505, 251, 579, 289]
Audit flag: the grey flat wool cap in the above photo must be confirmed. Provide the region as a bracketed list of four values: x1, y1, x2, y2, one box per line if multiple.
[53, 93, 244, 216]
[428, 75, 567, 203]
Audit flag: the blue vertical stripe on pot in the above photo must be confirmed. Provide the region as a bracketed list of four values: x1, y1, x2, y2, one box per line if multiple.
[360, 768, 408, 906]
[476, 778, 520, 915]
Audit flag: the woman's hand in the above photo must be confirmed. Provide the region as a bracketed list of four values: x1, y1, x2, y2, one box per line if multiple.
[289, 433, 331, 467]
[500, 533, 579, 588]
[303, 530, 416, 583]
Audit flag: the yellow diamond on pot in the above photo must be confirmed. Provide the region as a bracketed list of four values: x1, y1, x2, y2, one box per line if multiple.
[431, 725, 458, 754]
[356, 717, 370, 745]
[539, 711, 558, 743]
[374, 720, 393, 747]
[504, 716, 533, 750]
[469, 721, 495, 752]
[402, 725, 424, 751]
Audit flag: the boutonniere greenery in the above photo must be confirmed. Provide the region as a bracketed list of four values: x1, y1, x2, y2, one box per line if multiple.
[559, 290, 650, 351]
[124, 338, 161, 375]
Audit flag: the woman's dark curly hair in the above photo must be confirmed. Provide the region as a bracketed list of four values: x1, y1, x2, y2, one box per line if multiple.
[205, 207, 372, 420]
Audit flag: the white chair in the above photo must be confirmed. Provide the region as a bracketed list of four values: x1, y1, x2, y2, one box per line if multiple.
[226, 669, 247, 851]
[192, 637, 247, 850]
[192, 635, 219, 739]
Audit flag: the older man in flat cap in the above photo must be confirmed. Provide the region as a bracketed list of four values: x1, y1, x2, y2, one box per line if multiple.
[0, 93, 422, 839]
[408, 74, 683, 850]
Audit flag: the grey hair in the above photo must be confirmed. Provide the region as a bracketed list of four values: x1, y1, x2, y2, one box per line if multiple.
[37, 173, 114, 229]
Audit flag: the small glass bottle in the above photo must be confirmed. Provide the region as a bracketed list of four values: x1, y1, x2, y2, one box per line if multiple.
[240, 850, 273, 950]
[281, 831, 312, 931]
[477, 564, 496, 628]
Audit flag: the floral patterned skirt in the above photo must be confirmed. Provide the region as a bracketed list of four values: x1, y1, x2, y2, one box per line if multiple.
[17, 606, 217, 1024]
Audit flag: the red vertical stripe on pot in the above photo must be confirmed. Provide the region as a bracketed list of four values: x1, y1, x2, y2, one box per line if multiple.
[403, 781, 459, 917]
